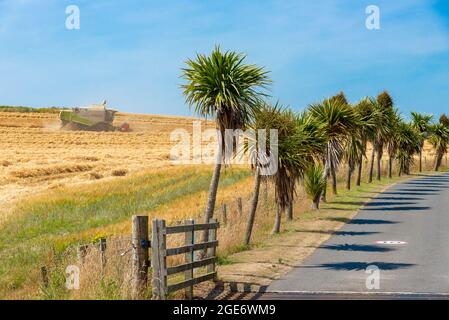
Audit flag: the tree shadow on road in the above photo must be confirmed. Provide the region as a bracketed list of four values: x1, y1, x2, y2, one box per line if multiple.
[374, 196, 424, 201]
[318, 244, 394, 252]
[324, 217, 399, 225]
[361, 206, 431, 212]
[404, 182, 449, 188]
[302, 262, 415, 271]
[293, 229, 380, 236]
[394, 188, 441, 192]
[381, 191, 438, 196]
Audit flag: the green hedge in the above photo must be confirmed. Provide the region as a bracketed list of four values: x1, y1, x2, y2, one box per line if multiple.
[0, 106, 65, 113]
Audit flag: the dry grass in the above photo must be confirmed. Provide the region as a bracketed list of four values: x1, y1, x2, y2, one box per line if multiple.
[0, 111, 213, 220]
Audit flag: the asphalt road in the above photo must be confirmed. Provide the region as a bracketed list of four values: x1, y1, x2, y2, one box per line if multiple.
[263, 173, 449, 299]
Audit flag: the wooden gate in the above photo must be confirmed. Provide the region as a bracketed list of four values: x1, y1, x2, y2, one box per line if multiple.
[151, 218, 219, 300]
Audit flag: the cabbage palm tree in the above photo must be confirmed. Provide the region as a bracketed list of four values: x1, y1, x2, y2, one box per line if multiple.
[429, 123, 449, 171]
[353, 98, 375, 186]
[304, 164, 326, 210]
[309, 96, 359, 201]
[367, 92, 393, 183]
[345, 99, 378, 190]
[344, 131, 364, 190]
[374, 91, 394, 181]
[385, 108, 401, 178]
[395, 122, 421, 175]
[243, 103, 287, 242]
[287, 110, 326, 213]
[267, 107, 298, 234]
[440, 114, 449, 127]
[181, 47, 270, 245]
[270, 108, 325, 234]
[326, 92, 350, 194]
[411, 112, 433, 172]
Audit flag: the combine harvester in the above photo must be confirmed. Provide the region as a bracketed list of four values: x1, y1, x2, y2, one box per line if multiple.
[59, 100, 130, 132]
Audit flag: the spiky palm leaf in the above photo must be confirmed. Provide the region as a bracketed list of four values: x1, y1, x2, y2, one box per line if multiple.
[395, 122, 421, 174]
[429, 123, 449, 156]
[369, 97, 392, 145]
[304, 165, 326, 208]
[411, 112, 433, 148]
[354, 97, 376, 153]
[181, 46, 271, 152]
[247, 104, 325, 210]
[309, 98, 359, 181]
[430, 122, 449, 171]
[411, 112, 434, 135]
[386, 107, 402, 157]
[440, 114, 449, 127]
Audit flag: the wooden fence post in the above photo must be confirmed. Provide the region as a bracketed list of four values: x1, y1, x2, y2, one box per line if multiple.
[151, 219, 167, 300]
[77, 245, 88, 265]
[221, 204, 227, 225]
[207, 218, 218, 281]
[132, 215, 149, 299]
[184, 219, 195, 300]
[237, 198, 243, 217]
[40, 266, 49, 288]
[99, 238, 107, 272]
[264, 180, 268, 202]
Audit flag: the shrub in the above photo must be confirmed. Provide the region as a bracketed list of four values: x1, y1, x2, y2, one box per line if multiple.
[89, 172, 103, 180]
[112, 169, 128, 177]
[304, 165, 326, 210]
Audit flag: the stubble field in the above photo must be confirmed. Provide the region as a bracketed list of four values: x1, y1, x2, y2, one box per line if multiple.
[0, 111, 213, 220]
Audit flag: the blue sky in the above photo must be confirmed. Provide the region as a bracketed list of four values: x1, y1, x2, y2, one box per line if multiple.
[0, 0, 448, 117]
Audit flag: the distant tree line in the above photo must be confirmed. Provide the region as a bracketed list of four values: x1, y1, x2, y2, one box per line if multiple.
[0, 106, 65, 113]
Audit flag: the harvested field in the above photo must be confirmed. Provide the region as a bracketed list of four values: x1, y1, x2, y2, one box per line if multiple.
[0, 111, 212, 221]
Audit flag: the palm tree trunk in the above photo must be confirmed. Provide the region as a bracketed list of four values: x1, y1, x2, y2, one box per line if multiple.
[244, 168, 261, 246]
[312, 196, 320, 210]
[435, 153, 443, 171]
[356, 157, 362, 186]
[287, 201, 293, 221]
[388, 156, 393, 179]
[331, 166, 337, 195]
[376, 145, 382, 181]
[321, 179, 327, 202]
[200, 157, 222, 246]
[368, 148, 375, 183]
[419, 150, 423, 172]
[321, 160, 329, 202]
[346, 165, 352, 190]
[264, 180, 268, 202]
[272, 205, 282, 234]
